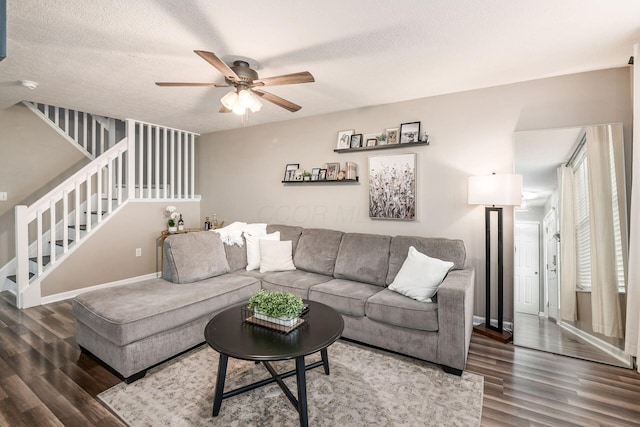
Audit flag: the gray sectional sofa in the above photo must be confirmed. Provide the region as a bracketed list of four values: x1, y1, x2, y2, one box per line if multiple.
[72, 224, 475, 383]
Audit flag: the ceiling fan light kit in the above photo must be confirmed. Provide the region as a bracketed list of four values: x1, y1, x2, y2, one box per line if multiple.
[156, 50, 314, 115]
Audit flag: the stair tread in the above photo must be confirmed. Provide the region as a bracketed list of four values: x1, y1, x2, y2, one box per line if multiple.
[51, 239, 74, 246]
[85, 211, 107, 215]
[7, 273, 35, 283]
[68, 225, 87, 230]
[29, 255, 51, 265]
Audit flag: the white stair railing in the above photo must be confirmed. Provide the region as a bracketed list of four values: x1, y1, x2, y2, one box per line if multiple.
[23, 101, 124, 159]
[12, 119, 199, 309]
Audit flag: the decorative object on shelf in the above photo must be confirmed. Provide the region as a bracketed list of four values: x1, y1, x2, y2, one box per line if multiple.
[178, 214, 184, 231]
[319, 168, 327, 180]
[303, 170, 312, 181]
[363, 133, 378, 147]
[369, 153, 416, 220]
[244, 290, 305, 333]
[386, 127, 399, 144]
[311, 168, 320, 181]
[164, 205, 180, 233]
[350, 133, 363, 148]
[337, 170, 346, 180]
[337, 130, 354, 149]
[376, 133, 387, 145]
[213, 213, 219, 228]
[366, 138, 376, 147]
[283, 163, 300, 182]
[421, 132, 431, 144]
[468, 173, 522, 343]
[325, 162, 340, 180]
[294, 168, 303, 181]
[400, 122, 421, 143]
[345, 162, 358, 180]
[204, 216, 212, 230]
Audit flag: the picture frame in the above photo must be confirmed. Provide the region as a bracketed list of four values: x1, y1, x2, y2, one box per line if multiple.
[366, 138, 377, 147]
[369, 153, 416, 220]
[386, 127, 399, 145]
[311, 167, 320, 181]
[350, 133, 363, 148]
[283, 163, 300, 182]
[336, 130, 354, 149]
[325, 162, 340, 180]
[319, 169, 327, 180]
[400, 122, 420, 144]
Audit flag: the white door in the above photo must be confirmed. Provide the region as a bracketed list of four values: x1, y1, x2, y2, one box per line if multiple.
[514, 222, 540, 315]
[544, 211, 559, 320]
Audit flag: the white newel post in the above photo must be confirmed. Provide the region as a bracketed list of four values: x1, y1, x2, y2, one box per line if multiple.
[126, 119, 136, 200]
[14, 205, 30, 308]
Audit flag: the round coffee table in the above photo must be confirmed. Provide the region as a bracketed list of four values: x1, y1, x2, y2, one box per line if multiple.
[204, 300, 344, 427]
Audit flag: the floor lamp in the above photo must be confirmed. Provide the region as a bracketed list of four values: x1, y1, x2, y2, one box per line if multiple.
[468, 173, 522, 343]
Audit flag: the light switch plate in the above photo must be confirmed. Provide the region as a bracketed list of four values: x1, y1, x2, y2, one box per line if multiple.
[0, 192, 7, 201]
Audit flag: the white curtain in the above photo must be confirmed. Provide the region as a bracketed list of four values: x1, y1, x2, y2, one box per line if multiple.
[586, 127, 624, 339]
[625, 42, 640, 370]
[559, 165, 577, 321]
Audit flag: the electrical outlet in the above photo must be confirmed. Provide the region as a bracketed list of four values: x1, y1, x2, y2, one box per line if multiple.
[0, 192, 7, 201]
[135, 248, 142, 257]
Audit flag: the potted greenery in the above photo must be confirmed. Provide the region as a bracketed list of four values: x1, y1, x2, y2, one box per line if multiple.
[248, 290, 304, 327]
[376, 133, 387, 145]
[303, 170, 312, 181]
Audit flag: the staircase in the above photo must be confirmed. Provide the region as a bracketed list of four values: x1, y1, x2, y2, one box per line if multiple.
[6, 105, 199, 309]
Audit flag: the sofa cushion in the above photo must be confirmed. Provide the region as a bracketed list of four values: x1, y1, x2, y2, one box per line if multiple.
[267, 224, 304, 254]
[224, 235, 247, 272]
[334, 233, 390, 286]
[259, 239, 296, 273]
[72, 275, 260, 346]
[294, 228, 344, 276]
[309, 279, 382, 317]
[387, 236, 466, 285]
[162, 231, 230, 284]
[366, 288, 439, 332]
[261, 270, 333, 299]
[388, 246, 454, 302]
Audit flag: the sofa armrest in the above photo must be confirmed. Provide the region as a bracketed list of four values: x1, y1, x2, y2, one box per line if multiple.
[436, 267, 475, 372]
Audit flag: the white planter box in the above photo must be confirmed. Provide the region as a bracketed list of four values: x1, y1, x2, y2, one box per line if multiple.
[254, 310, 298, 327]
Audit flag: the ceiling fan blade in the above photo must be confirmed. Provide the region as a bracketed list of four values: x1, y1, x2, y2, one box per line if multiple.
[155, 82, 229, 87]
[194, 50, 240, 82]
[219, 106, 232, 113]
[253, 71, 315, 87]
[252, 89, 301, 112]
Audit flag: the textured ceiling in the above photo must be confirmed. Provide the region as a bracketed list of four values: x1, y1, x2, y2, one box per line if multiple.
[1, 0, 639, 134]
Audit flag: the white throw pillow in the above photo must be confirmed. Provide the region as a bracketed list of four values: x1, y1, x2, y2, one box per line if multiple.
[388, 246, 454, 302]
[245, 231, 280, 271]
[259, 240, 296, 273]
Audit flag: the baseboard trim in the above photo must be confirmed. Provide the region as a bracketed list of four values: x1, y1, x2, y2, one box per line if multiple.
[40, 272, 160, 305]
[557, 320, 633, 367]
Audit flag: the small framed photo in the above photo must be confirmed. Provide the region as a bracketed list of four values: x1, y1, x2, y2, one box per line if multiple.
[319, 168, 327, 180]
[283, 163, 299, 181]
[311, 167, 320, 181]
[400, 122, 420, 143]
[366, 138, 377, 147]
[386, 128, 399, 144]
[350, 133, 363, 148]
[325, 163, 340, 180]
[337, 130, 354, 149]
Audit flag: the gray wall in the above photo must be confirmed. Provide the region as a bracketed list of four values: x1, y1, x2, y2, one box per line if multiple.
[197, 67, 632, 322]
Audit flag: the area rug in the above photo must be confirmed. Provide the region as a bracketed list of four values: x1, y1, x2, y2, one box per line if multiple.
[98, 340, 483, 426]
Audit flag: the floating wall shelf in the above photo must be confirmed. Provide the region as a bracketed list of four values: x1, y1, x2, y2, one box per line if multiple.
[282, 178, 359, 184]
[334, 140, 429, 153]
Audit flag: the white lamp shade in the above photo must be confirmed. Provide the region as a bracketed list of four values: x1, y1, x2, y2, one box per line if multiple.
[468, 174, 522, 206]
[220, 91, 238, 109]
[238, 89, 254, 108]
[249, 95, 263, 112]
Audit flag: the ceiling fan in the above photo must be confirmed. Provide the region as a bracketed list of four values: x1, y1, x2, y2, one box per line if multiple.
[156, 50, 315, 114]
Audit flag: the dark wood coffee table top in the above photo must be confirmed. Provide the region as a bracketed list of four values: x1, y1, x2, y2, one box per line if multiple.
[204, 300, 344, 361]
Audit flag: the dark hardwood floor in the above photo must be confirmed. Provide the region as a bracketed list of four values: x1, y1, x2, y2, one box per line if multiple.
[1, 291, 639, 426]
